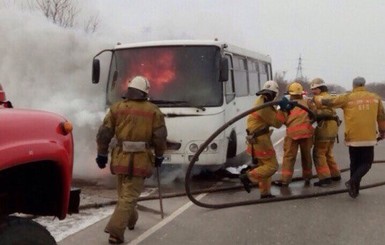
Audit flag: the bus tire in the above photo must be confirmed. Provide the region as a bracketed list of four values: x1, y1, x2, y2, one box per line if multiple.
[0, 216, 56, 245]
[226, 131, 237, 159]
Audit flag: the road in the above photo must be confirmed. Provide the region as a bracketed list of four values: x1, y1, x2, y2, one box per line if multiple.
[51, 109, 385, 245]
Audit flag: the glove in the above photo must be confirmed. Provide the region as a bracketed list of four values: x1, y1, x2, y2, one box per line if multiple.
[154, 156, 164, 168]
[278, 97, 293, 112]
[96, 154, 108, 169]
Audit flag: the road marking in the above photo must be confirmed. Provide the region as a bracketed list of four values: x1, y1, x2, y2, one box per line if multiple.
[128, 193, 207, 245]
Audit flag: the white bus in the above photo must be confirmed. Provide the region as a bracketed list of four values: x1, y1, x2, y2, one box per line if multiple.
[92, 39, 272, 170]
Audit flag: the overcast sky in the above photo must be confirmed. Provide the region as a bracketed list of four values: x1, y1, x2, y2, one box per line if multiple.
[82, 0, 385, 88]
[1, 0, 385, 178]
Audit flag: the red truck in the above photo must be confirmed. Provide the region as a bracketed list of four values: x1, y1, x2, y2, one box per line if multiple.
[0, 86, 79, 244]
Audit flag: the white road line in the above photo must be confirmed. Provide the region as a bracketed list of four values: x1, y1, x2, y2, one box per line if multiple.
[127, 193, 207, 245]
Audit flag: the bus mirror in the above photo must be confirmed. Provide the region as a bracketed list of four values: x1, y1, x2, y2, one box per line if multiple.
[219, 57, 229, 82]
[92, 59, 100, 84]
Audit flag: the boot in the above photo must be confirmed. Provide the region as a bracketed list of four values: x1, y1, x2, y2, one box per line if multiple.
[239, 174, 252, 193]
[272, 180, 288, 187]
[331, 176, 341, 181]
[128, 209, 138, 230]
[345, 180, 358, 198]
[261, 194, 276, 199]
[314, 178, 332, 187]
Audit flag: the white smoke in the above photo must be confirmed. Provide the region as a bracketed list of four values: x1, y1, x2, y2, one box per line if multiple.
[0, 0, 258, 183]
[0, 4, 111, 180]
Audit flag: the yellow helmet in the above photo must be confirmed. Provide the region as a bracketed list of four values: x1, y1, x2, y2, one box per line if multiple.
[310, 78, 326, 90]
[288, 82, 303, 95]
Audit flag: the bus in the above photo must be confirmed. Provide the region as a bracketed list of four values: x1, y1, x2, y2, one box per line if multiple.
[91, 39, 272, 171]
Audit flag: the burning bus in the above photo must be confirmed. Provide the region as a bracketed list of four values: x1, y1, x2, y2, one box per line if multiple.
[91, 39, 273, 171]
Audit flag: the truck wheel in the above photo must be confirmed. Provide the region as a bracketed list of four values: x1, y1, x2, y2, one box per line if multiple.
[0, 216, 56, 245]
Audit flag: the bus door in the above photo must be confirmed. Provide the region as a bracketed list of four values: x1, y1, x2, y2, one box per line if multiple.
[223, 54, 238, 159]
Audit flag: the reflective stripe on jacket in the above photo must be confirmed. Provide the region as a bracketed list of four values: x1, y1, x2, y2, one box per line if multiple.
[321, 87, 385, 146]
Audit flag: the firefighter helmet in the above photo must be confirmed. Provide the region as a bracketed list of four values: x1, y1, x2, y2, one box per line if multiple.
[310, 78, 326, 89]
[288, 82, 303, 95]
[262, 80, 279, 94]
[0, 84, 5, 102]
[128, 76, 150, 94]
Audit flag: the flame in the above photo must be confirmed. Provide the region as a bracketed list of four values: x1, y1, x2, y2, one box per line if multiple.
[123, 49, 176, 94]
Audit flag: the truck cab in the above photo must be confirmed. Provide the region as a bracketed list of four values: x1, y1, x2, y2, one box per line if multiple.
[0, 85, 79, 244]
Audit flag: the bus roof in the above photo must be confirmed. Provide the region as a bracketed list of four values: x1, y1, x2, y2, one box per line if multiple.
[113, 39, 271, 62]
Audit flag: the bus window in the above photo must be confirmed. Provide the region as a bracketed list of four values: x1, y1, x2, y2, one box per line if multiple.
[259, 61, 268, 85]
[106, 46, 223, 107]
[225, 55, 235, 103]
[248, 60, 259, 95]
[234, 56, 248, 96]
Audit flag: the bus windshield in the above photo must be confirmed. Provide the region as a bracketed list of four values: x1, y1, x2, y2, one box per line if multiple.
[106, 46, 223, 107]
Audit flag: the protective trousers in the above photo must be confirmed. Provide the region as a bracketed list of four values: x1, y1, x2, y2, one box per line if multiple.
[105, 175, 144, 242]
[349, 146, 374, 192]
[313, 141, 340, 180]
[247, 157, 279, 196]
[280, 136, 313, 184]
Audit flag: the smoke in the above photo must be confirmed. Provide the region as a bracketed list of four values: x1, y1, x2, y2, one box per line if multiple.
[0, 0, 259, 184]
[0, 4, 111, 181]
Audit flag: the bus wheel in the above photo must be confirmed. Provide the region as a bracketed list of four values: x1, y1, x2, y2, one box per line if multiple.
[226, 131, 237, 159]
[0, 216, 56, 245]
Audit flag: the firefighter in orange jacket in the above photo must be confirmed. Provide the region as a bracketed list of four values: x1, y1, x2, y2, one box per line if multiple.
[273, 82, 315, 187]
[96, 76, 167, 244]
[310, 78, 341, 187]
[316, 76, 385, 198]
[239, 80, 286, 199]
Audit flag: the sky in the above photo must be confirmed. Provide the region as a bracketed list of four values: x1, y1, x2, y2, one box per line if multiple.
[1, 0, 385, 179]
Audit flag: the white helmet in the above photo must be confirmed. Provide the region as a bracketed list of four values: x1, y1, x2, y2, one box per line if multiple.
[262, 80, 279, 94]
[128, 76, 150, 94]
[310, 78, 326, 90]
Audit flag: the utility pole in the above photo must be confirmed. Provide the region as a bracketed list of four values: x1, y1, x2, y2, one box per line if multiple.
[295, 55, 304, 81]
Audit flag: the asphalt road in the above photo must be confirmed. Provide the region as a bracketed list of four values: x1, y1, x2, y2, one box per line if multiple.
[58, 109, 385, 245]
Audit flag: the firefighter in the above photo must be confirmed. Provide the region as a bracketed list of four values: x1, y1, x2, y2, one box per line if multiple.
[96, 76, 167, 244]
[273, 81, 315, 187]
[0, 84, 13, 108]
[315, 76, 385, 198]
[239, 80, 287, 199]
[310, 78, 341, 187]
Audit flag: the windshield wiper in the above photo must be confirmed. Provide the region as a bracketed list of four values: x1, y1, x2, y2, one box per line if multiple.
[149, 100, 206, 111]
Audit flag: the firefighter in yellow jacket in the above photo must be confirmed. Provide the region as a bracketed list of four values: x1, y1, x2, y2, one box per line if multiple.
[316, 76, 385, 198]
[273, 82, 315, 187]
[239, 80, 286, 199]
[96, 76, 167, 244]
[310, 78, 341, 187]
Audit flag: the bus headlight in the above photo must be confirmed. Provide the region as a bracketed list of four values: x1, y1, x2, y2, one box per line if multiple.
[189, 143, 199, 153]
[210, 143, 218, 151]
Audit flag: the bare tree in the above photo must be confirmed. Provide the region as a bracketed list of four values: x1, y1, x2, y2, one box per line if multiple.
[34, 0, 79, 28]
[84, 13, 99, 33]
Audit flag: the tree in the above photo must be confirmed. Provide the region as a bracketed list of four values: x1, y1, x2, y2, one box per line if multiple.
[26, 0, 99, 32]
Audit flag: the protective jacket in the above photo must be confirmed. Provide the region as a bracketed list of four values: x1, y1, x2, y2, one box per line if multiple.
[284, 98, 314, 140]
[97, 99, 167, 177]
[313, 92, 339, 142]
[246, 96, 285, 158]
[321, 87, 385, 146]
